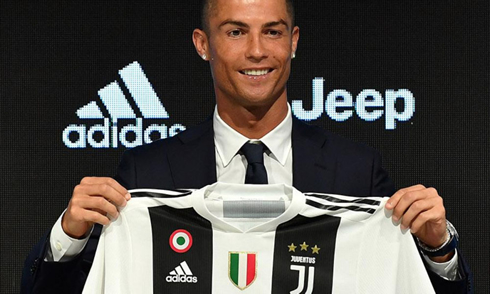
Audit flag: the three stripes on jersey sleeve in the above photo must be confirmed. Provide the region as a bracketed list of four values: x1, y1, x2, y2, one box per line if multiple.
[304, 193, 382, 215]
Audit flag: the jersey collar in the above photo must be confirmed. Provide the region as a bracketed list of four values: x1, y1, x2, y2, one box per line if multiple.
[192, 182, 305, 233]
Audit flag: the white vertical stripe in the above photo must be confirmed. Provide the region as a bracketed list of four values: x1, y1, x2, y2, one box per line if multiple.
[238, 253, 248, 288]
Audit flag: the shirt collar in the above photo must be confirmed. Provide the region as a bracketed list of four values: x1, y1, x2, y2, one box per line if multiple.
[213, 104, 292, 167]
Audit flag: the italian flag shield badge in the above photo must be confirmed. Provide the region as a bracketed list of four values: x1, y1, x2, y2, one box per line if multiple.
[228, 252, 257, 290]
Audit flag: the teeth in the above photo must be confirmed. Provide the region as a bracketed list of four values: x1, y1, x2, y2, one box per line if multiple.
[243, 69, 269, 76]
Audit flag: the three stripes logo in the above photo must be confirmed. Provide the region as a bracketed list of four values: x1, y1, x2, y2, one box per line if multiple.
[165, 261, 198, 283]
[62, 61, 186, 148]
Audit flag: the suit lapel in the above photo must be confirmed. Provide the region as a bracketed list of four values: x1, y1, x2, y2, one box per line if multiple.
[166, 118, 217, 189]
[292, 118, 336, 193]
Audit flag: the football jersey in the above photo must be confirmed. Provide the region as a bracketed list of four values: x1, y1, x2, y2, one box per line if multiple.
[83, 182, 435, 294]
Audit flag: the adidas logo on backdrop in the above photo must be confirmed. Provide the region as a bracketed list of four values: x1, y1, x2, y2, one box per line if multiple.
[62, 61, 186, 149]
[166, 261, 198, 283]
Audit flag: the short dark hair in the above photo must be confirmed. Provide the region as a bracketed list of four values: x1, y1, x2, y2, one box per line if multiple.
[200, 0, 295, 34]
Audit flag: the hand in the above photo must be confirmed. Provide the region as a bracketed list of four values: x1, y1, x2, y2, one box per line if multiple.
[62, 177, 130, 239]
[385, 184, 452, 261]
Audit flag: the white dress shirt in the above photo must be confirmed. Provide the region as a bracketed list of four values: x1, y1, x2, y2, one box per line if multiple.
[213, 105, 293, 185]
[49, 104, 458, 280]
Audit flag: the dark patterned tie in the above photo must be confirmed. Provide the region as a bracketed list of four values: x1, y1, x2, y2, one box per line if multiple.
[240, 142, 268, 184]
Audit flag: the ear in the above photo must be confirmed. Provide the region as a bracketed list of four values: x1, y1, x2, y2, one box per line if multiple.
[291, 26, 299, 57]
[193, 29, 209, 60]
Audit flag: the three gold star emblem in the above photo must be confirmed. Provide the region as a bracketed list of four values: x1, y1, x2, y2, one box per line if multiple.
[288, 242, 320, 254]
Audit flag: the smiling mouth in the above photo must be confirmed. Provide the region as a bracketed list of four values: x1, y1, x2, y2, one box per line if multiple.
[239, 69, 273, 76]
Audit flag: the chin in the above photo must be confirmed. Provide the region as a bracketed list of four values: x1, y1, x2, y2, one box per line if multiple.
[244, 90, 277, 102]
[243, 97, 280, 111]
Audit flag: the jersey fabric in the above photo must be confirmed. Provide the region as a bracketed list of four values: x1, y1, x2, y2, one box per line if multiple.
[83, 183, 435, 294]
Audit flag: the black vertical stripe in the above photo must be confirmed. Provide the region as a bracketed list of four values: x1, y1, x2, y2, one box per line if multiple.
[149, 206, 213, 293]
[271, 215, 341, 294]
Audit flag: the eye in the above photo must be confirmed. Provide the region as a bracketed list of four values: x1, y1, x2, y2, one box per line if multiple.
[266, 30, 282, 37]
[227, 29, 243, 38]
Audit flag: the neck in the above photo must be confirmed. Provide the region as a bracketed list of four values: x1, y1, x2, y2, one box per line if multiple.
[217, 97, 289, 139]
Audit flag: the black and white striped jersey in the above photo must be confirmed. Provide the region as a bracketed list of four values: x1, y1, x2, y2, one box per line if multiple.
[83, 182, 434, 294]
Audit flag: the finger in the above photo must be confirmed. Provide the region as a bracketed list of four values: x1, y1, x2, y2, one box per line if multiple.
[399, 197, 438, 229]
[92, 207, 119, 222]
[80, 177, 130, 200]
[81, 209, 112, 226]
[64, 197, 117, 237]
[74, 183, 128, 207]
[409, 208, 445, 235]
[385, 184, 426, 210]
[391, 190, 428, 222]
[92, 207, 107, 215]
[77, 195, 120, 219]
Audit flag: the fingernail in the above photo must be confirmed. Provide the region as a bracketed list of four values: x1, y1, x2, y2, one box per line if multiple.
[392, 216, 399, 222]
[125, 193, 131, 200]
[385, 202, 393, 209]
[400, 224, 407, 230]
[109, 212, 119, 222]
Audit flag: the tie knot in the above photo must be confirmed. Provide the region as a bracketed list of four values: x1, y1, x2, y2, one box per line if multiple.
[240, 142, 265, 164]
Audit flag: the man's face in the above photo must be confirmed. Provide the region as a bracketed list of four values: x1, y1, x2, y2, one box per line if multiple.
[203, 0, 299, 109]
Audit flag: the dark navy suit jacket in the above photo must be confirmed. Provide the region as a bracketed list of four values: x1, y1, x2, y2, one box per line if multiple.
[22, 118, 472, 293]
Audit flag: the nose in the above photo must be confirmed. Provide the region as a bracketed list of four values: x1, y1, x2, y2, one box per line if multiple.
[245, 34, 268, 61]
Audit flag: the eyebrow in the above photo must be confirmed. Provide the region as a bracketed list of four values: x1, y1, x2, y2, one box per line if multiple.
[264, 19, 289, 30]
[218, 19, 289, 30]
[219, 20, 249, 29]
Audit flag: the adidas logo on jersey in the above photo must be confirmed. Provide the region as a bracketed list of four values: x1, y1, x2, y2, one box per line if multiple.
[165, 261, 198, 283]
[62, 61, 186, 149]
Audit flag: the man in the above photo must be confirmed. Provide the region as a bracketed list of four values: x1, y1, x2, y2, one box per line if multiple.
[22, 0, 471, 293]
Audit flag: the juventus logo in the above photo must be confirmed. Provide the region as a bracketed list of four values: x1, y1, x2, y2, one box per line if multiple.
[290, 265, 315, 294]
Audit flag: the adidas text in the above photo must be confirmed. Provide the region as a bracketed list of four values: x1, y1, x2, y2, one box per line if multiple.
[63, 118, 185, 148]
[165, 275, 198, 283]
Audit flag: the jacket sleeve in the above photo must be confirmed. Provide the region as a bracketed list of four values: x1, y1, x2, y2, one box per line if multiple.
[423, 249, 473, 293]
[21, 225, 102, 294]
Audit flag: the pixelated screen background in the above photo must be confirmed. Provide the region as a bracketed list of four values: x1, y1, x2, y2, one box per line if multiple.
[1, 1, 488, 293]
